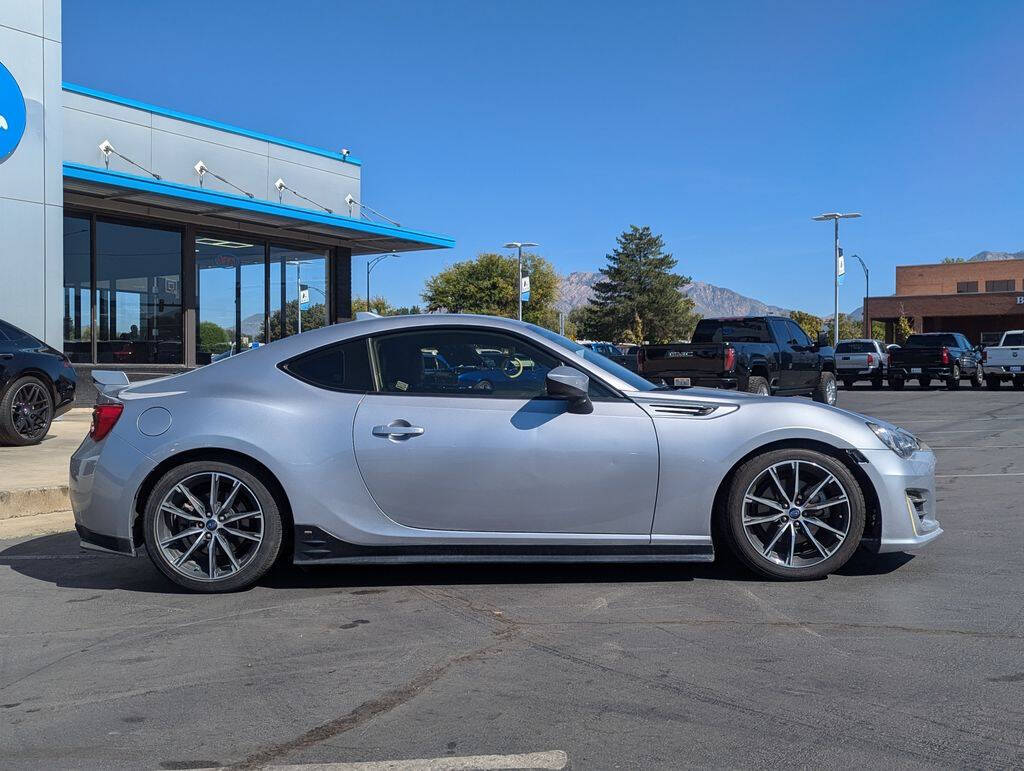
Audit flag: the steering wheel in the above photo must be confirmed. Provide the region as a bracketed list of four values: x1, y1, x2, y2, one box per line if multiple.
[501, 356, 525, 379]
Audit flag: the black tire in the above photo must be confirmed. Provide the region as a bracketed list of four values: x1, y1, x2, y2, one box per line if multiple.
[723, 448, 866, 580]
[946, 364, 961, 390]
[812, 371, 838, 405]
[746, 376, 770, 396]
[971, 366, 984, 389]
[842, 378, 855, 389]
[871, 374, 884, 390]
[0, 375, 54, 446]
[918, 377, 930, 389]
[1014, 376, 1024, 391]
[986, 376, 1002, 390]
[890, 377, 905, 391]
[143, 460, 284, 592]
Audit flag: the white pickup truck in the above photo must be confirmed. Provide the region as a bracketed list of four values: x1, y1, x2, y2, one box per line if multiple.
[983, 330, 1024, 389]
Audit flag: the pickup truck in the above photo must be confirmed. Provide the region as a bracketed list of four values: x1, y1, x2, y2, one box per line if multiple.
[981, 330, 1024, 389]
[834, 338, 888, 389]
[887, 332, 983, 390]
[582, 341, 639, 373]
[638, 316, 838, 405]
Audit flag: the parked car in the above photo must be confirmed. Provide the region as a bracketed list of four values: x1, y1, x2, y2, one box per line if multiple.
[639, 316, 838, 404]
[70, 313, 940, 592]
[0, 318, 77, 445]
[613, 344, 642, 373]
[981, 330, 1024, 389]
[420, 345, 547, 394]
[835, 339, 888, 389]
[887, 332, 983, 390]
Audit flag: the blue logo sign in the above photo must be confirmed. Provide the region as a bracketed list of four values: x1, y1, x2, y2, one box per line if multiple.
[0, 60, 27, 164]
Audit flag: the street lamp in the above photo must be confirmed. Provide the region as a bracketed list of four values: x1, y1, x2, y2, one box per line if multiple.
[503, 241, 538, 321]
[812, 212, 861, 346]
[366, 253, 397, 313]
[852, 254, 869, 337]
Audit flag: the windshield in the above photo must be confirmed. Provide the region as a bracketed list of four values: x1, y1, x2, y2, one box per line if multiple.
[526, 324, 657, 391]
[906, 334, 957, 347]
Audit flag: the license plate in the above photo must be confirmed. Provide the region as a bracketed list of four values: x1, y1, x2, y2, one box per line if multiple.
[910, 367, 921, 374]
[1011, 366, 1021, 373]
[674, 377, 691, 386]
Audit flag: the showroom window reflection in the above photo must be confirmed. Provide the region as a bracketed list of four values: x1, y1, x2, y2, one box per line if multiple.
[270, 245, 327, 340]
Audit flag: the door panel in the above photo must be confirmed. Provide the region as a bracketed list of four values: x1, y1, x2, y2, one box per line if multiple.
[352, 394, 659, 534]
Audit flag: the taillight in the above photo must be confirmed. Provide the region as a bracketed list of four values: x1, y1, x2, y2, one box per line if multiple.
[724, 347, 736, 371]
[941, 347, 950, 365]
[866, 353, 874, 365]
[90, 403, 124, 441]
[981, 349, 987, 363]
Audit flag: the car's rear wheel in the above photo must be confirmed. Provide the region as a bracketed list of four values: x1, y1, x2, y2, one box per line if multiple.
[746, 376, 770, 396]
[0, 375, 53, 446]
[871, 374, 884, 389]
[143, 461, 283, 592]
[1014, 376, 1024, 391]
[724, 449, 866, 580]
[946, 364, 961, 390]
[842, 378, 854, 389]
[918, 377, 931, 388]
[971, 366, 984, 389]
[986, 375, 1002, 390]
[890, 377, 905, 390]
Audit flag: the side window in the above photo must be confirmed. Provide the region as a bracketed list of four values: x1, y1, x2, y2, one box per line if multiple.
[787, 320, 812, 348]
[373, 329, 563, 398]
[281, 338, 374, 392]
[768, 319, 792, 346]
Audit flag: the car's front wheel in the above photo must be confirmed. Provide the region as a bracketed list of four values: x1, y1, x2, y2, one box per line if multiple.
[723, 448, 865, 580]
[812, 372, 838, 405]
[971, 366, 984, 389]
[946, 364, 961, 390]
[0, 375, 54, 446]
[143, 461, 283, 592]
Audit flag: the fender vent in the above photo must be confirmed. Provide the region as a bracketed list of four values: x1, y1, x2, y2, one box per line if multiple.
[647, 402, 718, 416]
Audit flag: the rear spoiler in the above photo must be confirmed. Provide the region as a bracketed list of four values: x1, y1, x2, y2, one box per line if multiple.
[91, 370, 131, 399]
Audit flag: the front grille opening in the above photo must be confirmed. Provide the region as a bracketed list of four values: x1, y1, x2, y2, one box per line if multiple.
[906, 488, 928, 521]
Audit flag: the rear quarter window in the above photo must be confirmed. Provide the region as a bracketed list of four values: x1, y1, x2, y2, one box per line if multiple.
[281, 339, 374, 392]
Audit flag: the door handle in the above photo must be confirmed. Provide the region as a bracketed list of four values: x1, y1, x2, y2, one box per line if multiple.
[372, 423, 425, 438]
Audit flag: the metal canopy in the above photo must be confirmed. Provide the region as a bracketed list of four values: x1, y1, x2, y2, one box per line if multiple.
[63, 162, 454, 256]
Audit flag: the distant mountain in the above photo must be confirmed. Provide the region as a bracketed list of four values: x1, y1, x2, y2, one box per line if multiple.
[556, 272, 790, 318]
[241, 313, 264, 337]
[967, 250, 1024, 262]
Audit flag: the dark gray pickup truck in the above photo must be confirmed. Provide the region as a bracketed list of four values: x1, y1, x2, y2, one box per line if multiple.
[639, 316, 838, 405]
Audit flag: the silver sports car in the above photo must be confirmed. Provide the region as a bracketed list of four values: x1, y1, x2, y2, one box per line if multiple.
[70, 314, 941, 592]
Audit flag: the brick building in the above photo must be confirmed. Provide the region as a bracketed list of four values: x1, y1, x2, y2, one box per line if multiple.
[865, 260, 1024, 344]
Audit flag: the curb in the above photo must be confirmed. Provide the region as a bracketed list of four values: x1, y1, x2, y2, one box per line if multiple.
[0, 486, 72, 520]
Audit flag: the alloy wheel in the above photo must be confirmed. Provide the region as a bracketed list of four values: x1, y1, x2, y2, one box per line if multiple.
[10, 381, 50, 441]
[741, 460, 851, 569]
[825, 378, 837, 404]
[154, 472, 265, 582]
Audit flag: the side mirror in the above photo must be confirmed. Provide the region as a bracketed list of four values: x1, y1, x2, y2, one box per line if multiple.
[816, 331, 829, 349]
[546, 366, 593, 414]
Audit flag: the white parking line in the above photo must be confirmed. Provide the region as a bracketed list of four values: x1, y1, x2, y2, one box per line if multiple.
[930, 445, 1024, 450]
[919, 428, 1023, 434]
[937, 472, 1024, 478]
[211, 751, 569, 770]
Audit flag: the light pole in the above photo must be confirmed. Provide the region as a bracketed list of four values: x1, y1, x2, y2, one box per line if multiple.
[853, 254, 869, 337]
[286, 260, 303, 334]
[503, 241, 538, 321]
[812, 212, 861, 345]
[366, 253, 397, 313]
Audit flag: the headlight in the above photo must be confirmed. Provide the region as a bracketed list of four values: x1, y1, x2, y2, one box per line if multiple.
[867, 422, 921, 459]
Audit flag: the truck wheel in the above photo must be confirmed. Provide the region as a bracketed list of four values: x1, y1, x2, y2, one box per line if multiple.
[918, 377, 930, 389]
[1014, 376, 1024, 391]
[890, 377, 905, 391]
[746, 376, 770, 396]
[971, 367, 984, 389]
[986, 375, 1002, 390]
[871, 373, 884, 390]
[812, 372, 837, 405]
[946, 364, 961, 390]
[842, 378, 854, 389]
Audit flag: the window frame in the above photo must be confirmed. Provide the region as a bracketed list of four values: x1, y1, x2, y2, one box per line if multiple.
[956, 281, 979, 294]
[985, 279, 1015, 293]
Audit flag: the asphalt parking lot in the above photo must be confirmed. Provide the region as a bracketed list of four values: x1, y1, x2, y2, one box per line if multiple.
[2, 388, 1023, 769]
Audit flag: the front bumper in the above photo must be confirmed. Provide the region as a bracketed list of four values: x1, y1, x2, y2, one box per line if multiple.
[70, 431, 157, 557]
[858, 448, 942, 553]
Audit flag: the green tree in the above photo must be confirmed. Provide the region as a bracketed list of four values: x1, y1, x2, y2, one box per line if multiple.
[198, 320, 231, 355]
[895, 315, 914, 344]
[392, 304, 422, 316]
[422, 252, 560, 328]
[263, 301, 327, 340]
[789, 310, 823, 340]
[352, 295, 395, 315]
[870, 320, 886, 341]
[578, 225, 699, 344]
[941, 257, 966, 264]
[826, 314, 863, 346]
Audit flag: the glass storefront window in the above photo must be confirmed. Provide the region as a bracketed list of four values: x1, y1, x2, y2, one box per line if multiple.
[62, 215, 92, 363]
[196, 237, 266, 365]
[95, 221, 183, 364]
[269, 244, 328, 340]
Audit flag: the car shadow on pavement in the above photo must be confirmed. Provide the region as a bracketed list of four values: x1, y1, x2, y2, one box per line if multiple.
[1, 531, 917, 593]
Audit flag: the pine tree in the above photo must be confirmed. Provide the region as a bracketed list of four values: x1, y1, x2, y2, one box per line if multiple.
[585, 225, 699, 344]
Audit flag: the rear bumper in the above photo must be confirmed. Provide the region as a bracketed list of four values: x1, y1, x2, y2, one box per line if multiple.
[837, 366, 882, 378]
[858, 448, 942, 553]
[889, 366, 953, 379]
[983, 365, 1023, 377]
[642, 373, 739, 389]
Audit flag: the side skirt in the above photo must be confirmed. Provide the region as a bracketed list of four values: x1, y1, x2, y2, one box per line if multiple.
[293, 526, 715, 565]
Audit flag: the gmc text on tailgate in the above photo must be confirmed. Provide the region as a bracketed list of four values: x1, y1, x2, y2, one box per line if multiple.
[887, 332, 983, 390]
[639, 316, 838, 405]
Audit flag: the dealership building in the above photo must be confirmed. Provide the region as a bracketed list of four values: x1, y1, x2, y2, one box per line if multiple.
[865, 260, 1024, 345]
[1, 2, 453, 385]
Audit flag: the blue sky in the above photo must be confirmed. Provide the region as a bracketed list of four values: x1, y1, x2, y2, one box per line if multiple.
[64, 1, 1024, 316]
